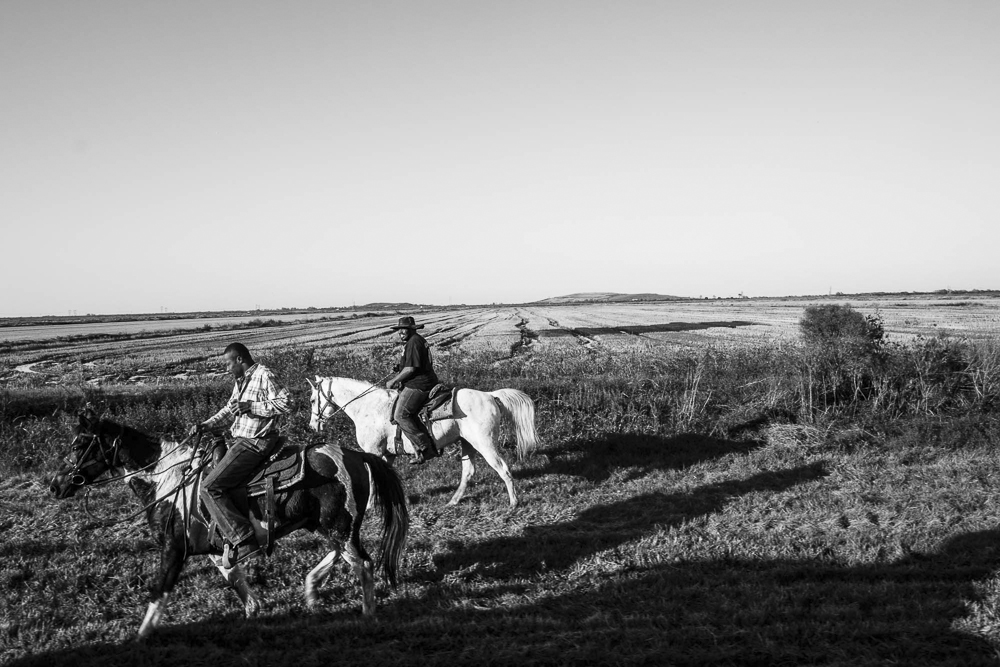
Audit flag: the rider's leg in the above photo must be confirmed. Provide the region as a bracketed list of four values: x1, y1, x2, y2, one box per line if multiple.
[200, 436, 275, 553]
[394, 387, 437, 461]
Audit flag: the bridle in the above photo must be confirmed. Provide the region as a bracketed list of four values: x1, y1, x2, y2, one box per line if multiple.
[64, 429, 126, 487]
[61, 428, 200, 529]
[63, 426, 188, 488]
[311, 373, 394, 430]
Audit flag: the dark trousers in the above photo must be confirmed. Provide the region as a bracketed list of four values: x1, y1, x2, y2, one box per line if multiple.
[394, 387, 435, 453]
[201, 434, 278, 545]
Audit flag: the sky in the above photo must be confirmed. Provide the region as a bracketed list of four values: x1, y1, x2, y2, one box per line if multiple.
[2, 1, 998, 317]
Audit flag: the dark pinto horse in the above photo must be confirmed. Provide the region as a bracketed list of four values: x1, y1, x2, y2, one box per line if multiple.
[49, 411, 409, 638]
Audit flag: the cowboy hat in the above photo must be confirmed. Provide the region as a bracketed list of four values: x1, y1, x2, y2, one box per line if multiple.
[389, 316, 424, 330]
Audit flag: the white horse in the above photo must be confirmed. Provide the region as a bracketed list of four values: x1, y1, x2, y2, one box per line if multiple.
[308, 376, 540, 508]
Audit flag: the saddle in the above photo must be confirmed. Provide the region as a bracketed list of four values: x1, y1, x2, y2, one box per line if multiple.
[202, 438, 311, 556]
[421, 384, 459, 422]
[388, 384, 458, 424]
[246, 440, 308, 498]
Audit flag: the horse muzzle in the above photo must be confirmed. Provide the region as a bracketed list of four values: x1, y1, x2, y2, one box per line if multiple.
[49, 471, 82, 499]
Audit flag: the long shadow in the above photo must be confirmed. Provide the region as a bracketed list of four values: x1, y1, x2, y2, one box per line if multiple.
[434, 462, 829, 578]
[537, 321, 755, 338]
[521, 432, 764, 484]
[8, 528, 1000, 666]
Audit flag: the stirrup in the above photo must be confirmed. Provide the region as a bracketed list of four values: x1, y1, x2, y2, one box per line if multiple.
[222, 542, 238, 569]
[222, 538, 262, 568]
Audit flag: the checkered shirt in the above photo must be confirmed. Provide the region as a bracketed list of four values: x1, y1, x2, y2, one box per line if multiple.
[202, 363, 292, 439]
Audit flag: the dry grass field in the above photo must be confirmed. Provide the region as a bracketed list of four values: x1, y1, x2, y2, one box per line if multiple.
[2, 295, 1000, 666]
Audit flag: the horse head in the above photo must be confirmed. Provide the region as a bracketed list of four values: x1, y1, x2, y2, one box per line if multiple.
[308, 376, 336, 431]
[49, 410, 163, 499]
[49, 410, 121, 498]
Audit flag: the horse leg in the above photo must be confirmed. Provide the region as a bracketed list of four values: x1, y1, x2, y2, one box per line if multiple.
[448, 439, 477, 506]
[138, 533, 187, 639]
[465, 431, 518, 509]
[341, 540, 375, 616]
[209, 554, 260, 618]
[304, 545, 343, 611]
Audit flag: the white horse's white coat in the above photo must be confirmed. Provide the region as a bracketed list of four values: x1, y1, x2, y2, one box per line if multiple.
[309, 376, 540, 508]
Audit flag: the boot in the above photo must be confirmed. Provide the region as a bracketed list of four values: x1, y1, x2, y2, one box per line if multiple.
[408, 431, 439, 465]
[410, 447, 438, 465]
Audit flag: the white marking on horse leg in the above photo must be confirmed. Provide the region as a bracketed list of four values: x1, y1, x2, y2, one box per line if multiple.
[365, 464, 376, 511]
[448, 441, 477, 506]
[211, 554, 260, 618]
[138, 594, 168, 639]
[342, 547, 375, 616]
[304, 549, 341, 611]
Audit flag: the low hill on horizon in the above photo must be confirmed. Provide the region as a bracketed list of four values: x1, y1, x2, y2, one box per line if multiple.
[534, 292, 687, 304]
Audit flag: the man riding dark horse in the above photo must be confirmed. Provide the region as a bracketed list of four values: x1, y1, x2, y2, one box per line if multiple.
[385, 316, 440, 465]
[190, 342, 292, 567]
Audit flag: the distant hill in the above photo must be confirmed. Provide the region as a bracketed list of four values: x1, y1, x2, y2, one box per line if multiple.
[534, 292, 686, 304]
[357, 302, 423, 310]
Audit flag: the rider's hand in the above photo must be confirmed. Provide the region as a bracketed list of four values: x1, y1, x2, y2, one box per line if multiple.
[236, 401, 253, 415]
[385, 380, 397, 391]
[188, 423, 203, 437]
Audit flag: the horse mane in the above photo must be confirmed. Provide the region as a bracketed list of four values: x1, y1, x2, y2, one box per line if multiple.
[150, 440, 196, 498]
[80, 418, 194, 499]
[322, 376, 393, 413]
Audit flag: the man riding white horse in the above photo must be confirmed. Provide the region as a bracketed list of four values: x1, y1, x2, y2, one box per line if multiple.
[384, 316, 440, 465]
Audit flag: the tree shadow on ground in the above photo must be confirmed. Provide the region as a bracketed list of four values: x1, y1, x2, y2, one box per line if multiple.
[434, 462, 829, 578]
[8, 528, 1000, 667]
[415, 432, 763, 502]
[520, 432, 764, 484]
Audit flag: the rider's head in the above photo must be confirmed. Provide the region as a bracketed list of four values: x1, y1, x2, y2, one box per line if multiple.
[390, 316, 422, 343]
[223, 342, 254, 379]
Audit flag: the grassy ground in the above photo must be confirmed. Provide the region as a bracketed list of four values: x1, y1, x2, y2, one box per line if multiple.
[3, 329, 1000, 666]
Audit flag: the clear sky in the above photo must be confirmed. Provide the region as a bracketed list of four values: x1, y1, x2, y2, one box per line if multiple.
[2, 1, 997, 316]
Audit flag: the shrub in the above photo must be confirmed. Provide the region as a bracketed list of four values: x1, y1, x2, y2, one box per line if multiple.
[799, 304, 885, 410]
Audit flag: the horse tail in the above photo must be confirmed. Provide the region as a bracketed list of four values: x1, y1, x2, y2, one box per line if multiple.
[490, 388, 541, 461]
[360, 451, 409, 589]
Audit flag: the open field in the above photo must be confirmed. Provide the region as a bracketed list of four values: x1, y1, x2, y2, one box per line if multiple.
[3, 297, 1000, 665]
[3, 296, 999, 388]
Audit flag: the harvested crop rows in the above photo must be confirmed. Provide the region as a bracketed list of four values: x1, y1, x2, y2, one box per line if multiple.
[3, 298, 998, 387]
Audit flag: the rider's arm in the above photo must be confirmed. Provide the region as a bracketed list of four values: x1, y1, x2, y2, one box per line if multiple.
[387, 337, 423, 388]
[201, 384, 239, 432]
[390, 366, 418, 387]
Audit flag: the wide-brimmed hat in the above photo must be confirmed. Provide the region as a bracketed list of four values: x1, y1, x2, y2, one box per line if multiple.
[390, 316, 424, 330]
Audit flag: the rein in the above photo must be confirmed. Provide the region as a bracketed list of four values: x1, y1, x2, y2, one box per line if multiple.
[74, 432, 196, 488]
[313, 371, 395, 429]
[80, 434, 202, 528]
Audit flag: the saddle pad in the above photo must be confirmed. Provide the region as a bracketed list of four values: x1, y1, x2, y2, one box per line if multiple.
[246, 445, 308, 498]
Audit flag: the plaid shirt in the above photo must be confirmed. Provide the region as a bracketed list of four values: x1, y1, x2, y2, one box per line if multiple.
[202, 363, 292, 439]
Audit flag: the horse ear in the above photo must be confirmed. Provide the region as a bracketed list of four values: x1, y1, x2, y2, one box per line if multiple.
[306, 377, 316, 390]
[78, 407, 97, 426]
